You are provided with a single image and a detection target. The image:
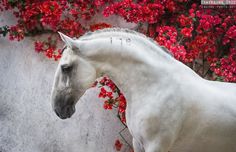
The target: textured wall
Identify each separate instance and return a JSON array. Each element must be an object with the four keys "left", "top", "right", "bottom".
[{"left": 0, "top": 12, "right": 132, "bottom": 152}]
